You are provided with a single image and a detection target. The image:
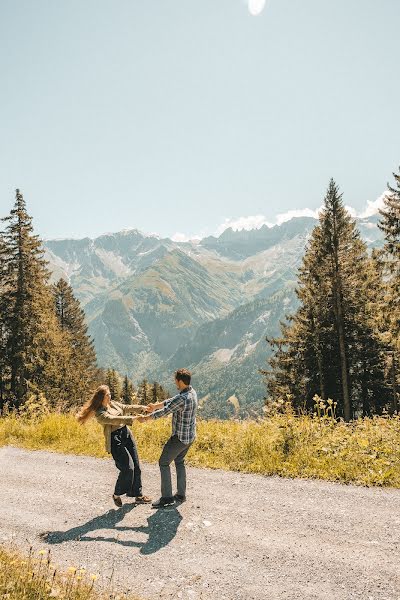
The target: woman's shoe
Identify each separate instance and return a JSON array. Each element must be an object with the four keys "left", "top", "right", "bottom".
[
  {"left": 135, "top": 495, "right": 152, "bottom": 504},
  {"left": 112, "top": 494, "right": 123, "bottom": 507}
]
